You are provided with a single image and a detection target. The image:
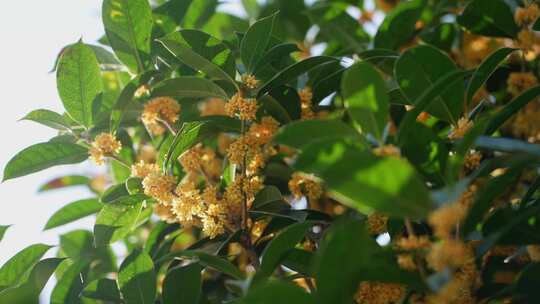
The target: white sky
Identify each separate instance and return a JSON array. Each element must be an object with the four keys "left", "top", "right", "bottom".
[{"left": 0, "top": 1, "right": 104, "bottom": 261}]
